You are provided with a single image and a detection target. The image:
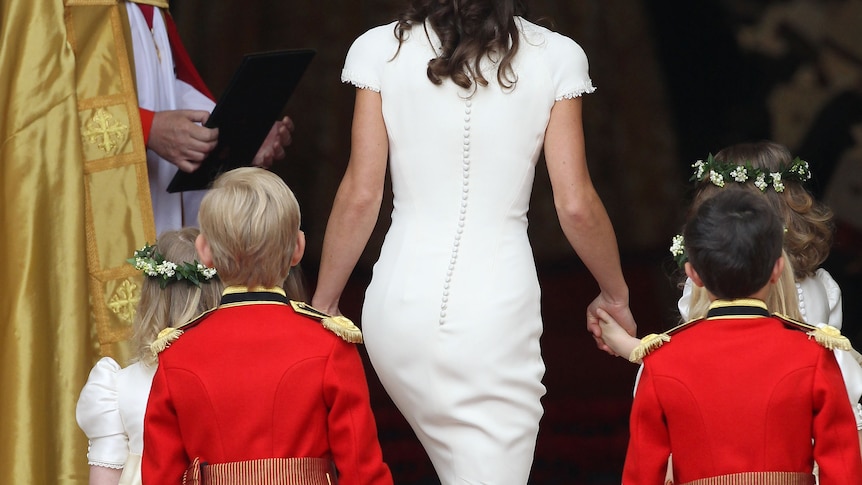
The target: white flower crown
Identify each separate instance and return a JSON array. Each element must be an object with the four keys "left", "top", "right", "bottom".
[
  {"left": 128, "top": 244, "right": 217, "bottom": 288},
  {"left": 691, "top": 154, "right": 811, "bottom": 192}
]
